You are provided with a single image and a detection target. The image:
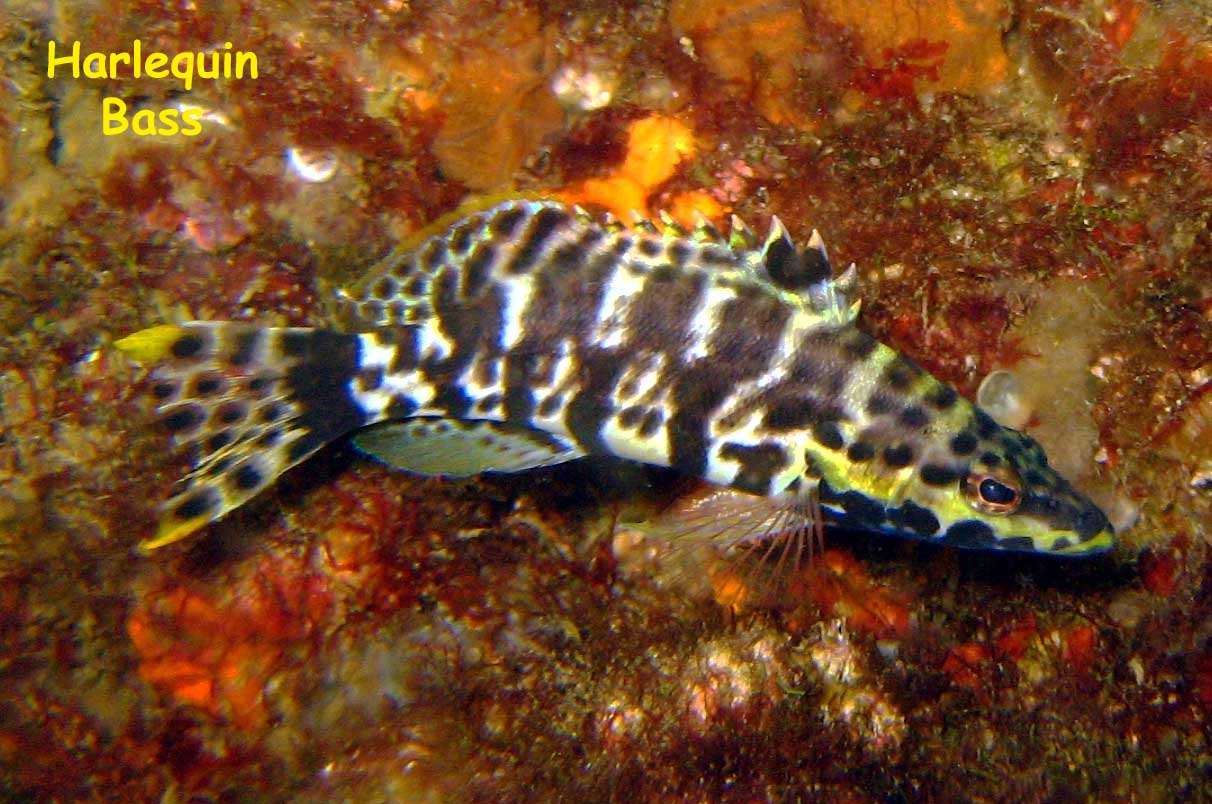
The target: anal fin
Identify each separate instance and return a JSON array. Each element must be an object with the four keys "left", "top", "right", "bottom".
[{"left": 353, "top": 418, "right": 584, "bottom": 477}]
